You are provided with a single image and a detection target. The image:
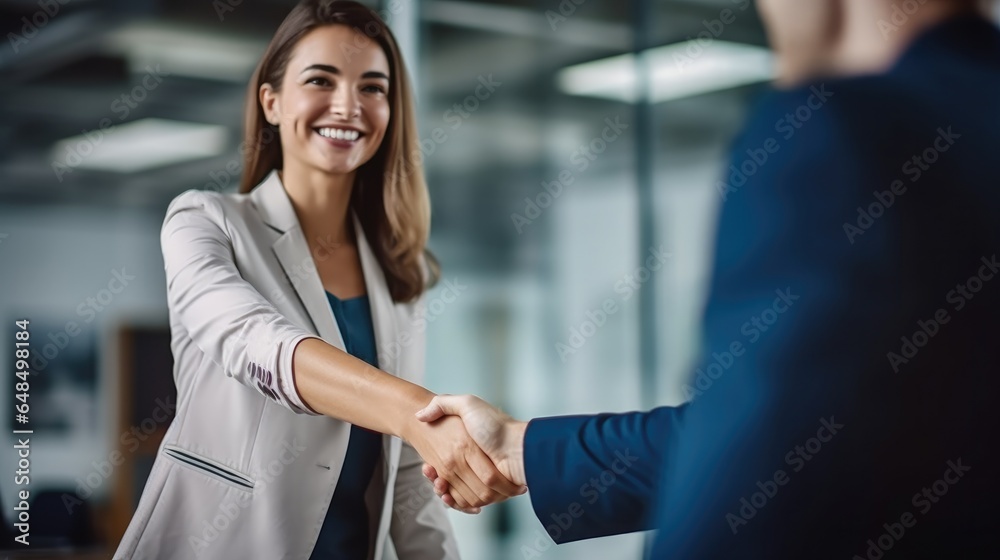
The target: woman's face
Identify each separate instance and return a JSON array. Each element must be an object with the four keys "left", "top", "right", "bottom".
[{"left": 261, "top": 24, "right": 391, "bottom": 177}]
